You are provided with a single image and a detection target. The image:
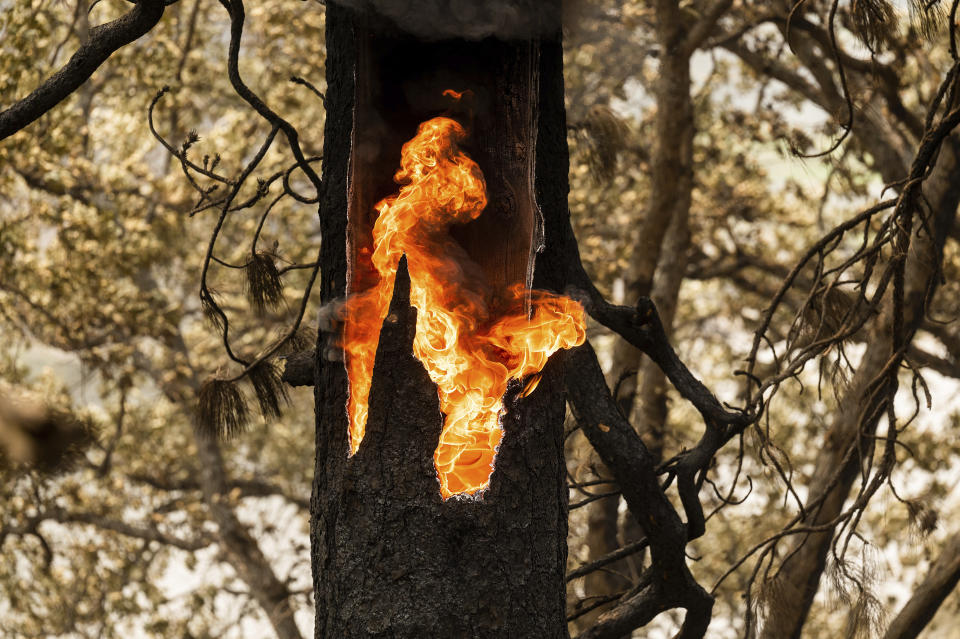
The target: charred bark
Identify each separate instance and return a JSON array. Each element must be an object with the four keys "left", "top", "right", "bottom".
[{"left": 311, "top": 4, "right": 569, "bottom": 637}]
